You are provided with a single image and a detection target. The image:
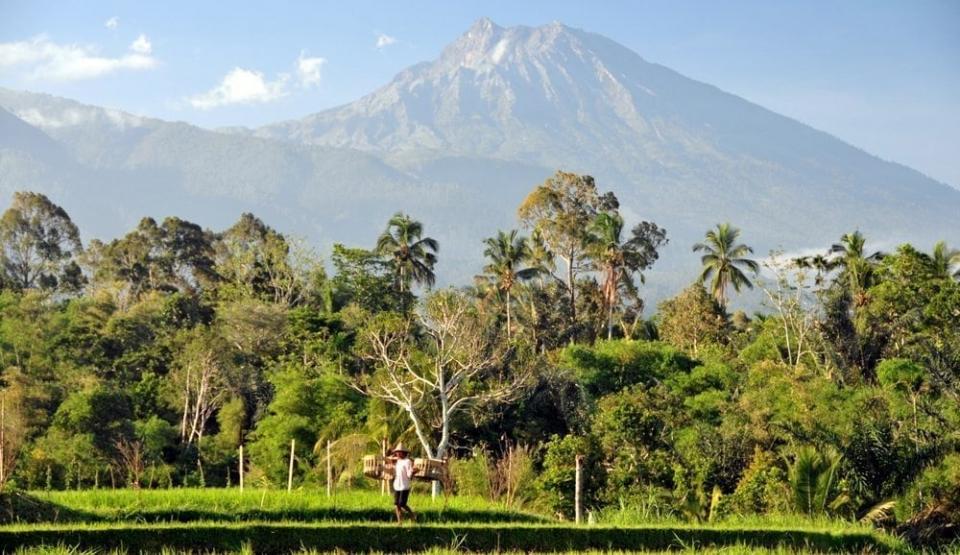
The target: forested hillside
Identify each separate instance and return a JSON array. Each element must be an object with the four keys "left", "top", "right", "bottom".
[{"left": 0, "top": 172, "right": 958, "bottom": 547}]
